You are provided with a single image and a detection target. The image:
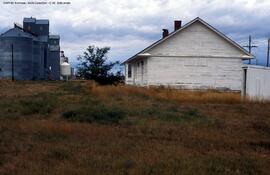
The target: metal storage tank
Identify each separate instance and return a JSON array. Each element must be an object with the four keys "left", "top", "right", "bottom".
[
  {"left": 60, "top": 62, "right": 71, "bottom": 80},
  {"left": 0, "top": 27, "right": 33, "bottom": 80}
]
